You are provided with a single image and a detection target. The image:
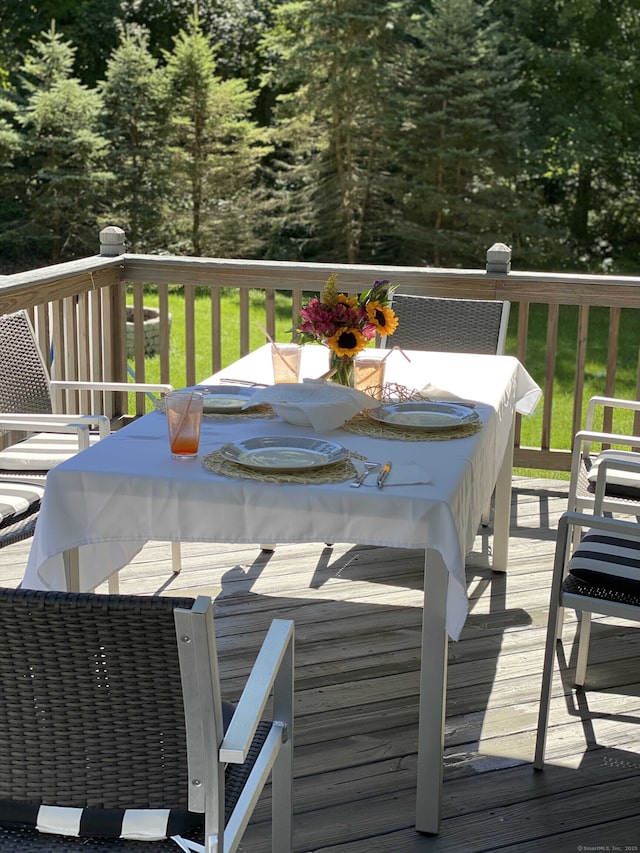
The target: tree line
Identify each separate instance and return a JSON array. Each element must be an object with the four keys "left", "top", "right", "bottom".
[{"left": 1, "top": 0, "right": 639, "bottom": 274}]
